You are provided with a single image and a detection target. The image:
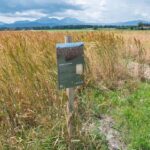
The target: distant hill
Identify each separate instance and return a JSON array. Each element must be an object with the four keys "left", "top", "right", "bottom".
[
  {"left": 0, "top": 18, "right": 150, "bottom": 29},
  {"left": 110, "top": 20, "right": 150, "bottom": 26},
  {"left": 0, "top": 17, "right": 85, "bottom": 29},
  {"left": 60, "top": 17, "right": 83, "bottom": 25}
]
